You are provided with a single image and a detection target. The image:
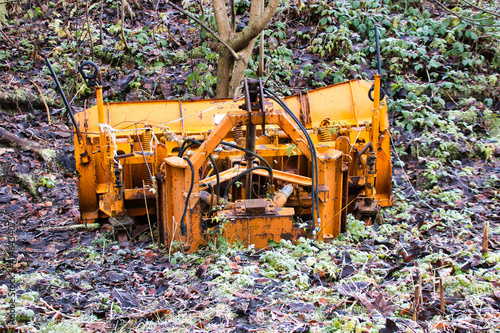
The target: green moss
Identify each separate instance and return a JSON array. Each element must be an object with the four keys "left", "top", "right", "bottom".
[
  {"left": 171, "top": 50, "right": 189, "bottom": 64},
  {"left": 16, "top": 173, "right": 39, "bottom": 200},
  {"left": 40, "top": 321, "right": 84, "bottom": 333}
]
